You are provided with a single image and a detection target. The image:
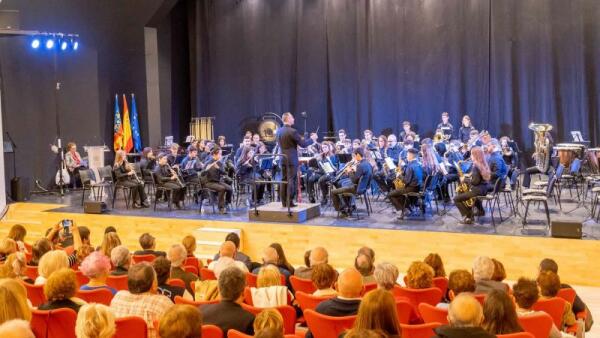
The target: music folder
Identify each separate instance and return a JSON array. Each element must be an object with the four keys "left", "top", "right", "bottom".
[
  {"left": 320, "top": 161, "right": 335, "bottom": 174},
  {"left": 384, "top": 157, "right": 396, "bottom": 170}
]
